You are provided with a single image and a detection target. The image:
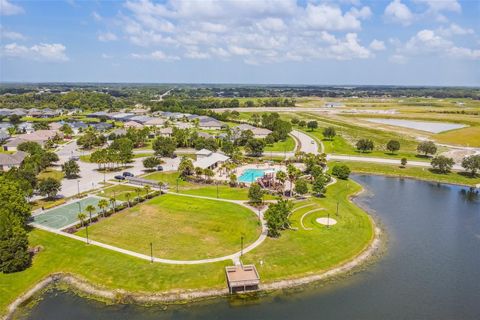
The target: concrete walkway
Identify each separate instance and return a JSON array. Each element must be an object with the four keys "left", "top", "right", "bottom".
[{"left": 33, "top": 192, "right": 269, "bottom": 265}]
